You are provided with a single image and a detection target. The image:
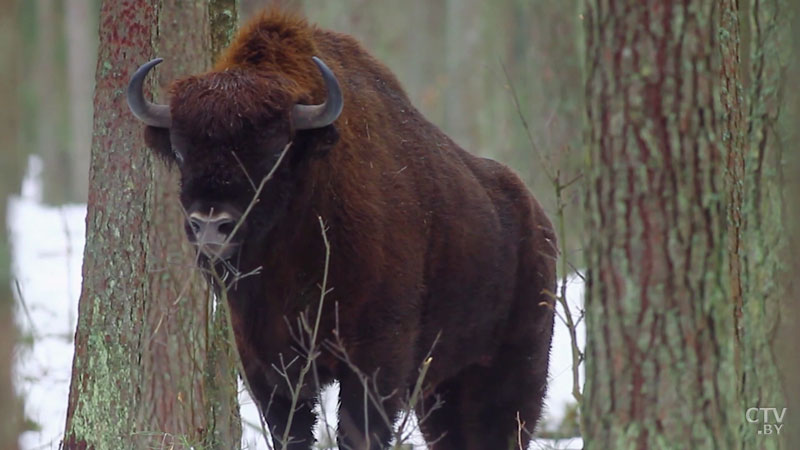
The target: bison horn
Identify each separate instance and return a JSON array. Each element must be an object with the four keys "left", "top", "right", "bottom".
[
  {"left": 127, "top": 58, "right": 172, "bottom": 128},
  {"left": 292, "top": 57, "right": 344, "bottom": 130}
]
